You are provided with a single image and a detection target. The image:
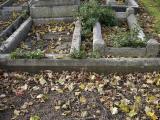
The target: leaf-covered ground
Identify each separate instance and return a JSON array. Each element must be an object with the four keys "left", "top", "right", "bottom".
[
  {"left": 138, "top": 0, "right": 160, "bottom": 42},
  {"left": 18, "top": 21, "right": 74, "bottom": 54},
  {"left": 0, "top": 11, "right": 20, "bottom": 33},
  {"left": 0, "top": 70, "right": 159, "bottom": 120}
]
